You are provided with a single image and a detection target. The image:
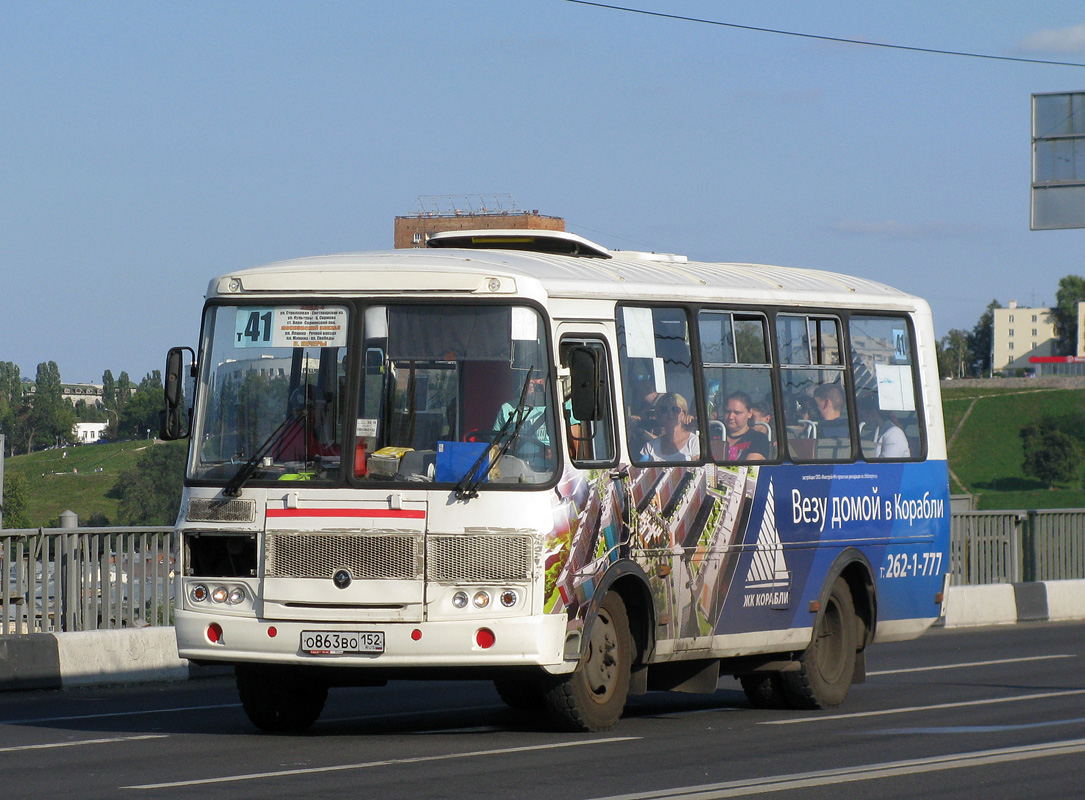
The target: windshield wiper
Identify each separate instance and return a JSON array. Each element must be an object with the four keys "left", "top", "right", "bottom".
[
  {"left": 223, "top": 407, "right": 308, "bottom": 498},
  {"left": 454, "top": 366, "right": 536, "bottom": 501}
]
